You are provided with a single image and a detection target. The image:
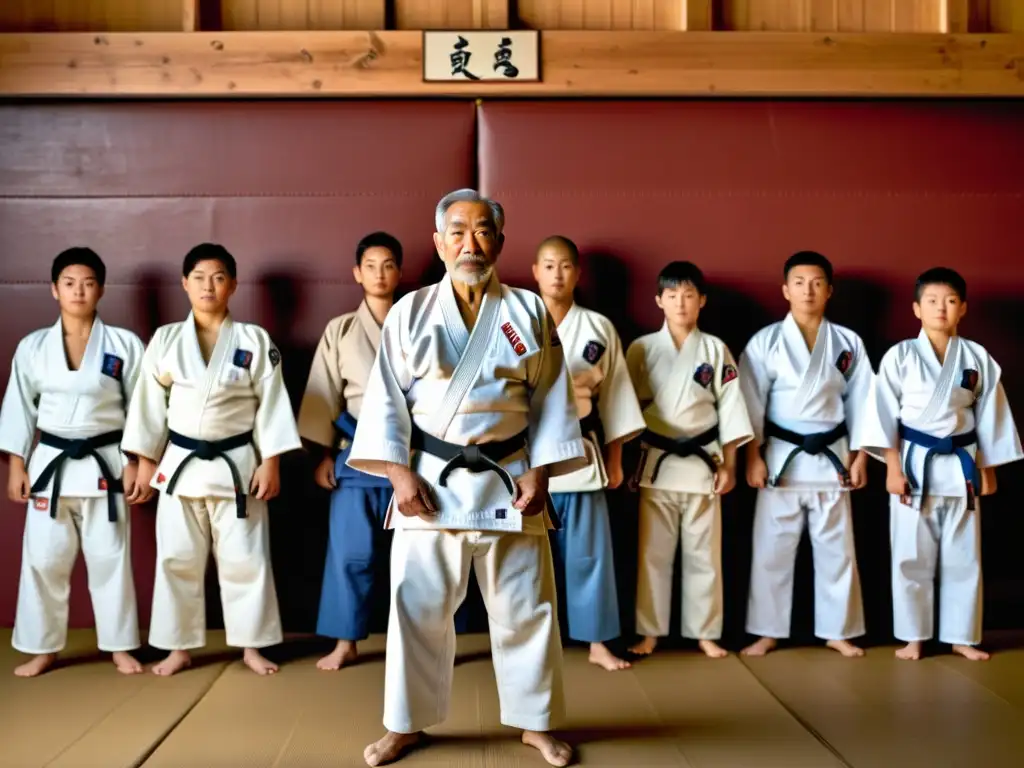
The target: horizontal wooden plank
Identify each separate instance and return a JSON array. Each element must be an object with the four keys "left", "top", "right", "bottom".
[{"left": 0, "top": 30, "right": 1023, "bottom": 97}]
